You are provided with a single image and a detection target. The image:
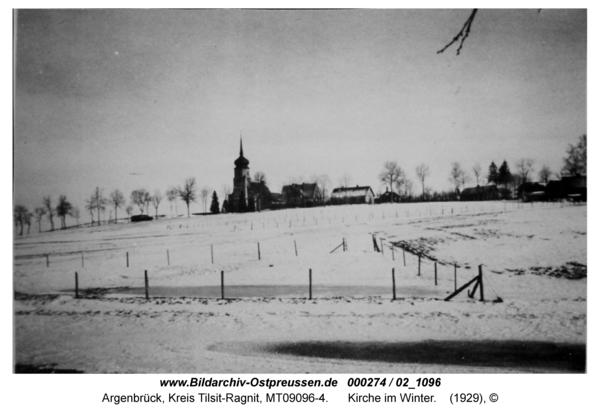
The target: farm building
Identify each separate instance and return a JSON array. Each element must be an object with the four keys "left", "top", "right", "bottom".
[
  {"left": 460, "top": 185, "right": 501, "bottom": 201},
  {"left": 517, "top": 182, "right": 547, "bottom": 202},
  {"left": 281, "top": 183, "right": 322, "bottom": 208},
  {"left": 546, "top": 175, "right": 587, "bottom": 202},
  {"left": 375, "top": 188, "right": 401, "bottom": 204},
  {"left": 331, "top": 186, "right": 375, "bottom": 205}
]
